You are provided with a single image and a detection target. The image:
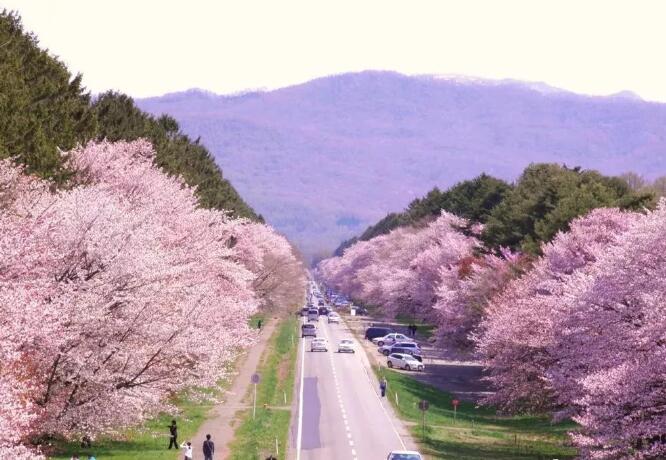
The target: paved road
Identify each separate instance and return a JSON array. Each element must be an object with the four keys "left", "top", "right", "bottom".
[{"left": 293, "top": 309, "right": 413, "bottom": 460}]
